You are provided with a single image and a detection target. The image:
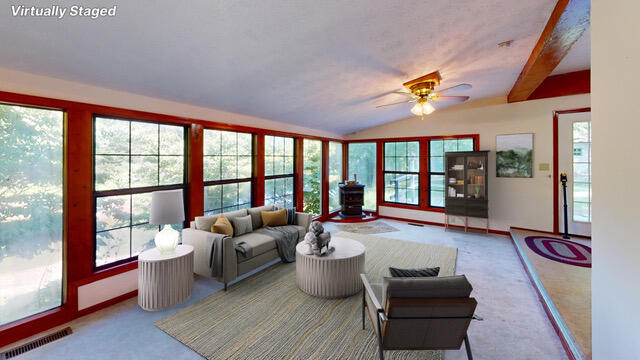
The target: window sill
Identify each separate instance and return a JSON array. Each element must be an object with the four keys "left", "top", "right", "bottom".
[{"left": 80, "top": 260, "right": 139, "bottom": 287}]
